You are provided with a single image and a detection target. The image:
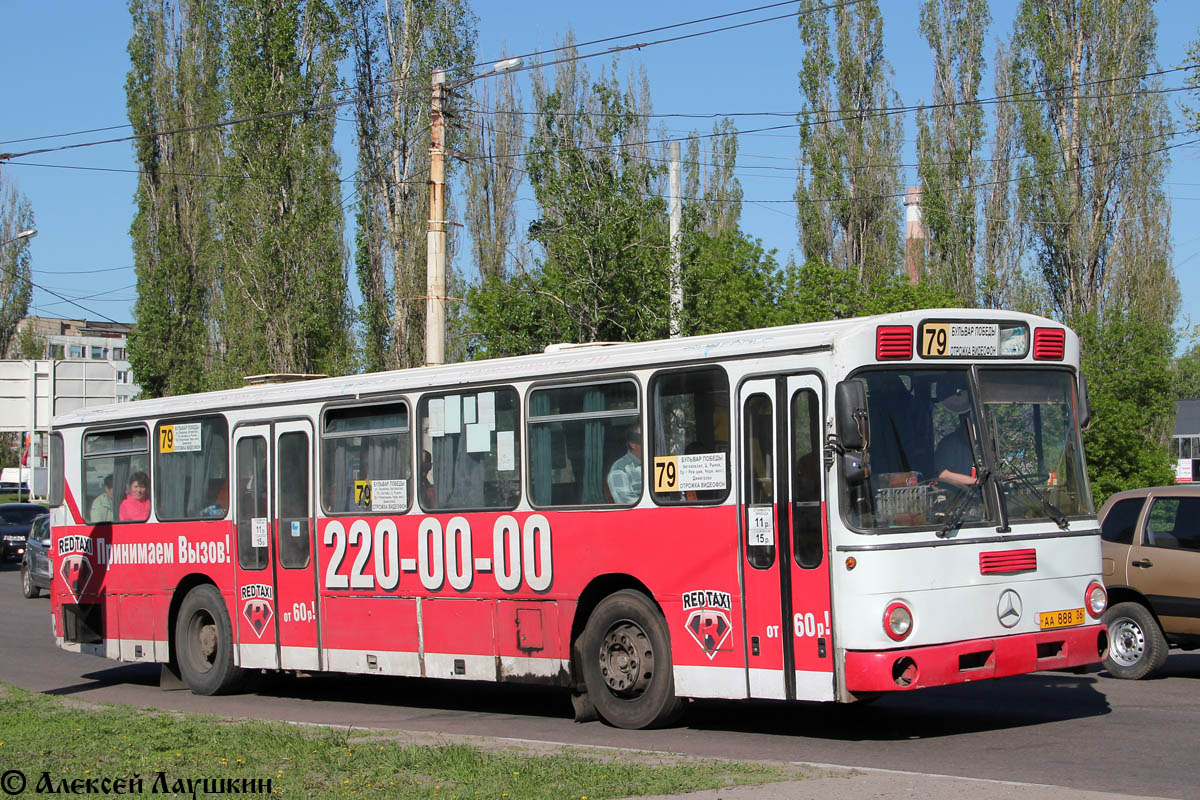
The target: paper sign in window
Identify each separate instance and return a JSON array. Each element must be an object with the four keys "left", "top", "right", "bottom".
[
  {"left": 466, "top": 422, "right": 490, "bottom": 453},
  {"left": 677, "top": 452, "right": 727, "bottom": 491},
  {"left": 428, "top": 398, "right": 445, "bottom": 437},
  {"left": 444, "top": 395, "right": 462, "bottom": 434},
  {"left": 463, "top": 395, "right": 477, "bottom": 424},
  {"left": 747, "top": 505, "right": 774, "bottom": 546},
  {"left": 478, "top": 392, "right": 496, "bottom": 429},
  {"left": 252, "top": 518, "right": 269, "bottom": 548},
  {"left": 371, "top": 479, "right": 407, "bottom": 511},
  {"left": 497, "top": 431, "right": 515, "bottom": 471}
]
